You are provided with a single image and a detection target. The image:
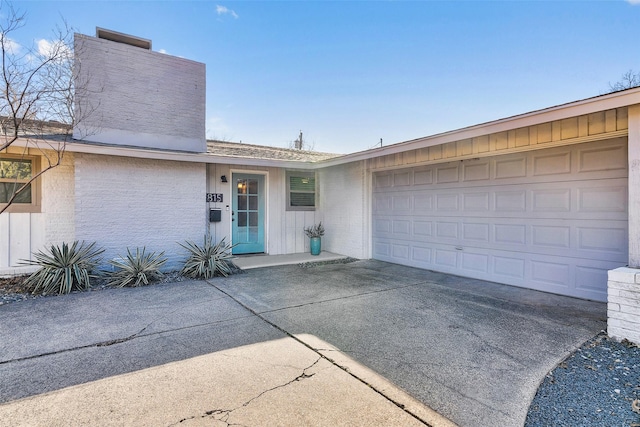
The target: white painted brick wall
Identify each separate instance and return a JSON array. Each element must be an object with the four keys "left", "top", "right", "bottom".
[
  {"left": 319, "top": 161, "right": 369, "bottom": 259},
  {"left": 73, "top": 33, "right": 206, "bottom": 152},
  {"left": 608, "top": 267, "right": 640, "bottom": 345},
  {"left": 42, "top": 152, "right": 76, "bottom": 246},
  {"left": 74, "top": 153, "right": 206, "bottom": 271}
]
